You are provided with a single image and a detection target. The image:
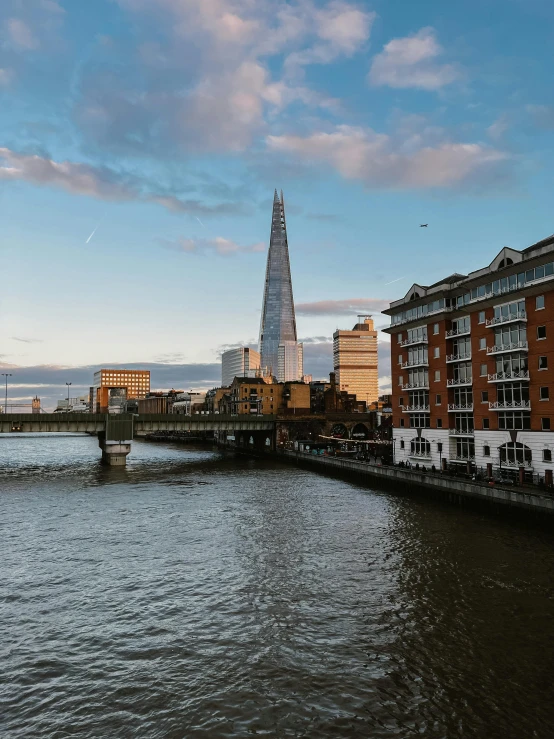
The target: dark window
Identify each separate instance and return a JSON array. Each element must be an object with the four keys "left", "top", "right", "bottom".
[
  {"left": 436, "top": 394, "right": 441, "bottom": 405},
  {"left": 481, "top": 391, "right": 488, "bottom": 402},
  {"left": 400, "top": 418, "right": 405, "bottom": 427},
  {"left": 539, "top": 356, "right": 548, "bottom": 370},
  {"left": 399, "top": 396, "right": 404, "bottom": 406},
  {"left": 483, "top": 418, "right": 490, "bottom": 429},
  {"left": 538, "top": 325, "right": 547, "bottom": 339},
  {"left": 543, "top": 449, "right": 552, "bottom": 462},
  {"left": 436, "top": 419, "right": 442, "bottom": 428},
  {"left": 400, "top": 440, "right": 405, "bottom": 449},
  {"left": 540, "top": 387, "right": 549, "bottom": 400},
  {"left": 542, "top": 418, "right": 551, "bottom": 430},
  {"left": 483, "top": 445, "right": 490, "bottom": 457}
]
